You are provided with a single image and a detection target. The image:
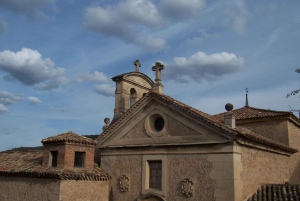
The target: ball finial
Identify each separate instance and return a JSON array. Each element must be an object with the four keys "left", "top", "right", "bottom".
[
  {"left": 225, "top": 103, "right": 234, "bottom": 111},
  {"left": 104, "top": 118, "right": 110, "bottom": 124}
]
